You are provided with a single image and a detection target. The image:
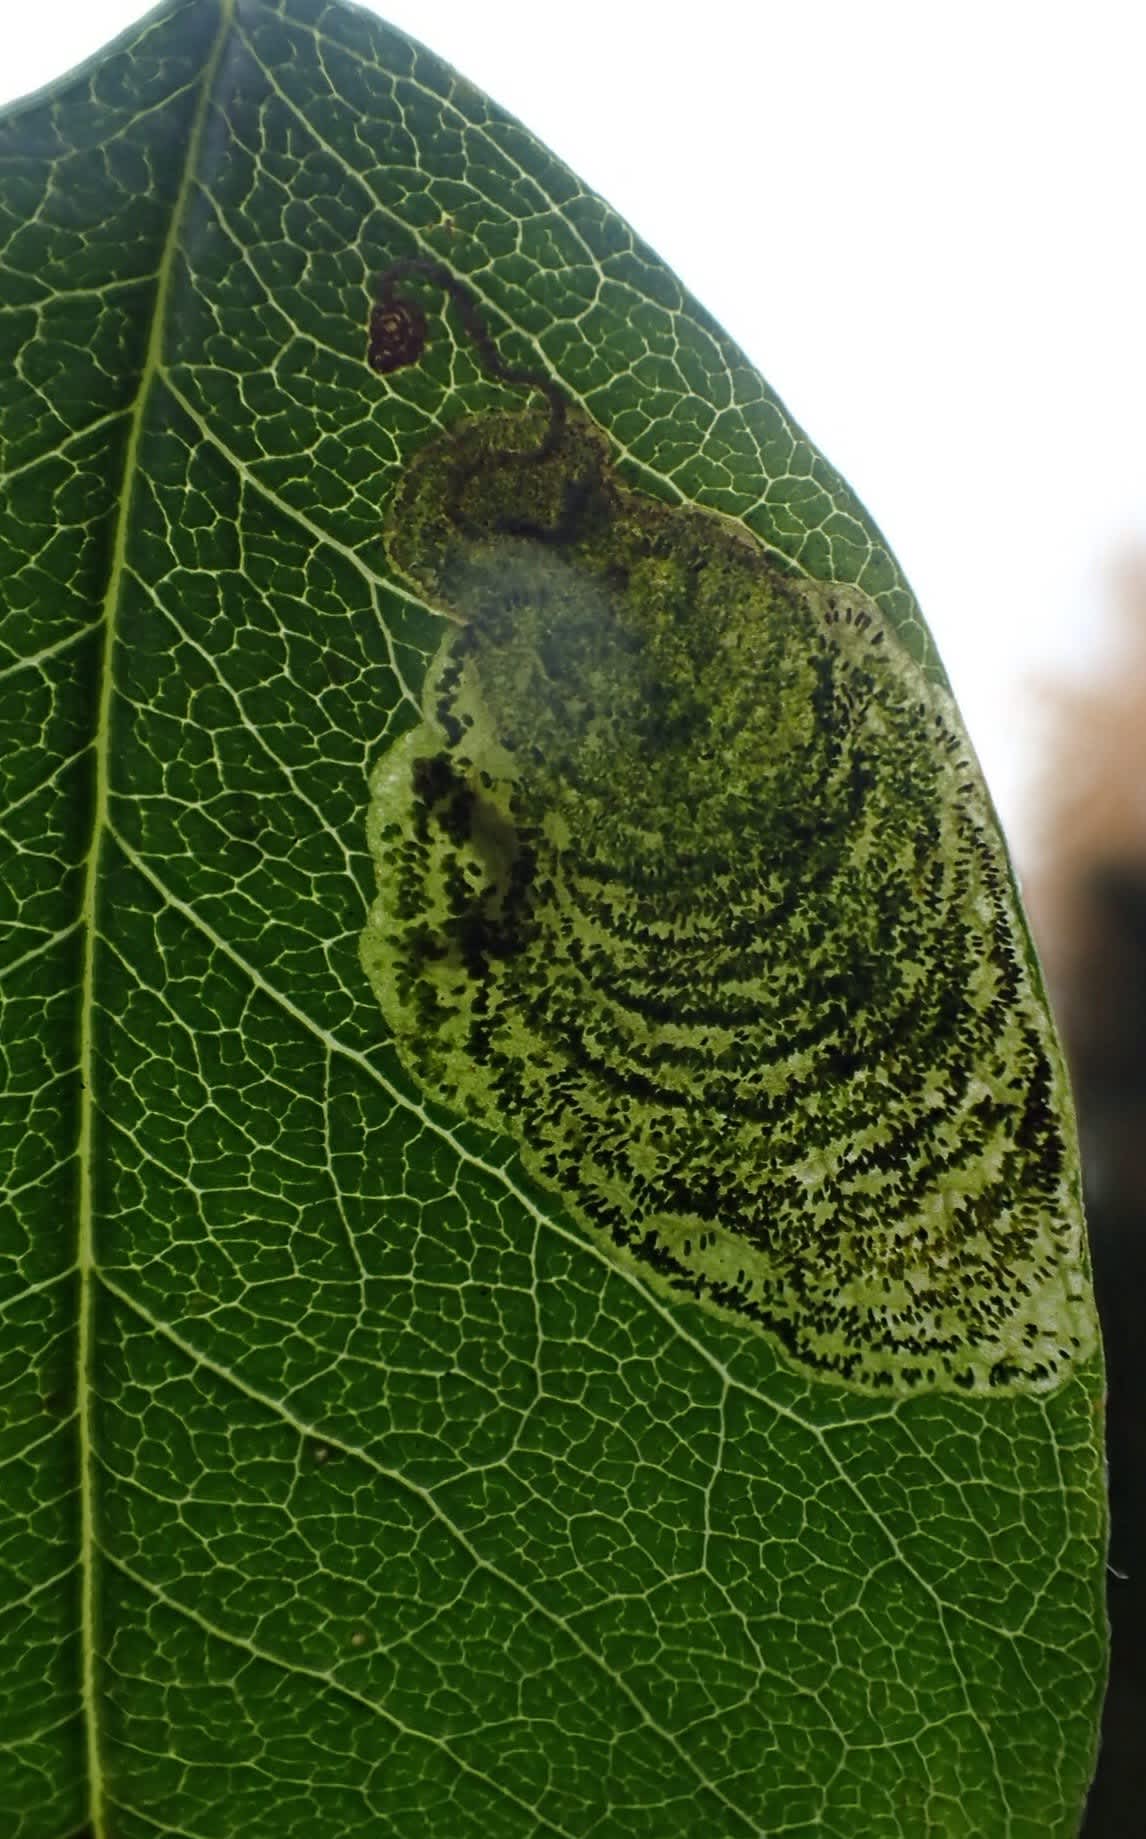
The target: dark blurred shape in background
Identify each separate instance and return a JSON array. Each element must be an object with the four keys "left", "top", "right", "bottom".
[{"left": 1023, "top": 555, "right": 1146, "bottom": 1837}]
